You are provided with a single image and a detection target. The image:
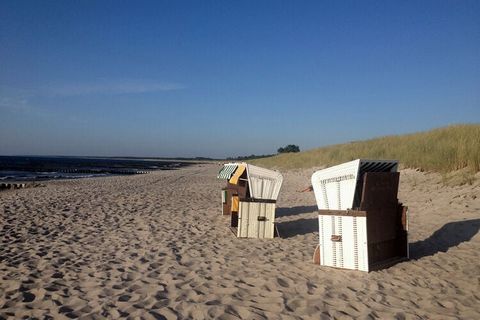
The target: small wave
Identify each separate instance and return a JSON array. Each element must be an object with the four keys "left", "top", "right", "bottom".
[{"left": 0, "top": 176, "right": 16, "bottom": 180}]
